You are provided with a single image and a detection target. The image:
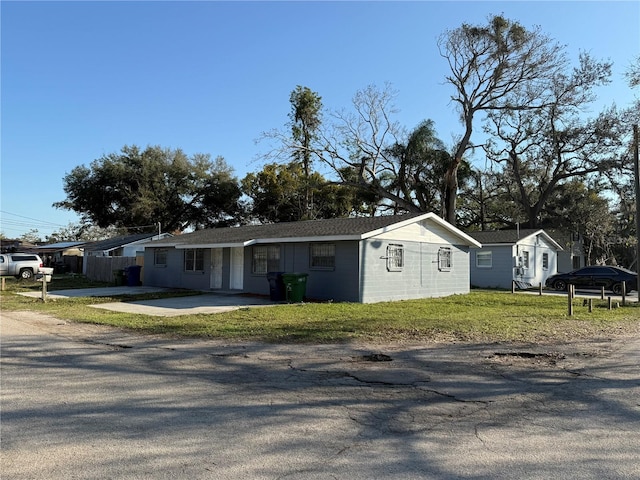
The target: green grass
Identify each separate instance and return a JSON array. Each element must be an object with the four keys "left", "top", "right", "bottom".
[{"left": 2, "top": 274, "right": 638, "bottom": 343}]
